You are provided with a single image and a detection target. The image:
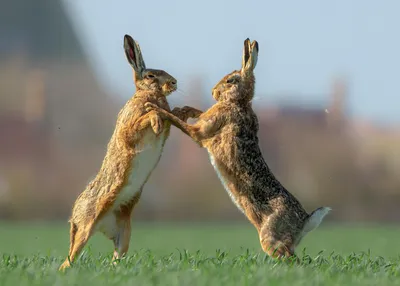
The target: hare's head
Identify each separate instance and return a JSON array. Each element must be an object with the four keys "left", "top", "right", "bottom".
[
  {"left": 124, "top": 34, "right": 177, "bottom": 96},
  {"left": 212, "top": 38, "right": 258, "bottom": 103}
]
